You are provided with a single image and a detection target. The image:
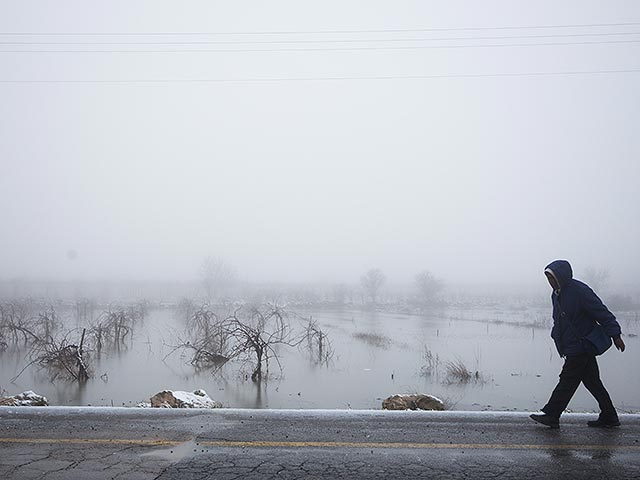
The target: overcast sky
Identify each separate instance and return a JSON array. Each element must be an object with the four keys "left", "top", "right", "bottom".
[{"left": 1, "top": 1, "right": 639, "bottom": 286}]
